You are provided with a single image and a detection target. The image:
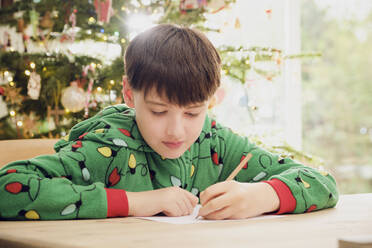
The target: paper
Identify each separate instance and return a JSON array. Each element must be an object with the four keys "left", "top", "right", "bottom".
[{"left": 137, "top": 205, "right": 283, "bottom": 224}]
